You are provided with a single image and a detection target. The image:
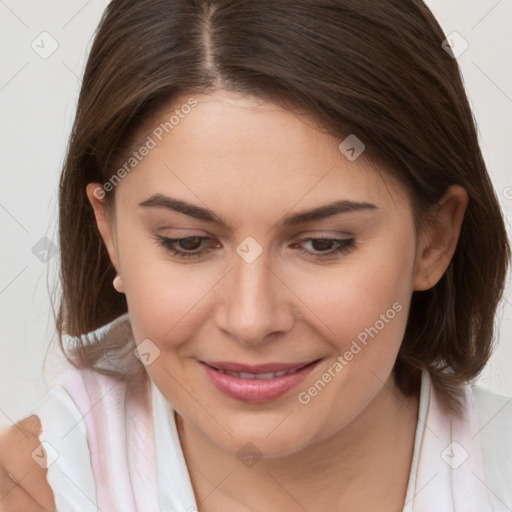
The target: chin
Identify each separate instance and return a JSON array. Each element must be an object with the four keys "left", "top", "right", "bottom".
[{"left": 205, "top": 416, "right": 319, "bottom": 461}]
